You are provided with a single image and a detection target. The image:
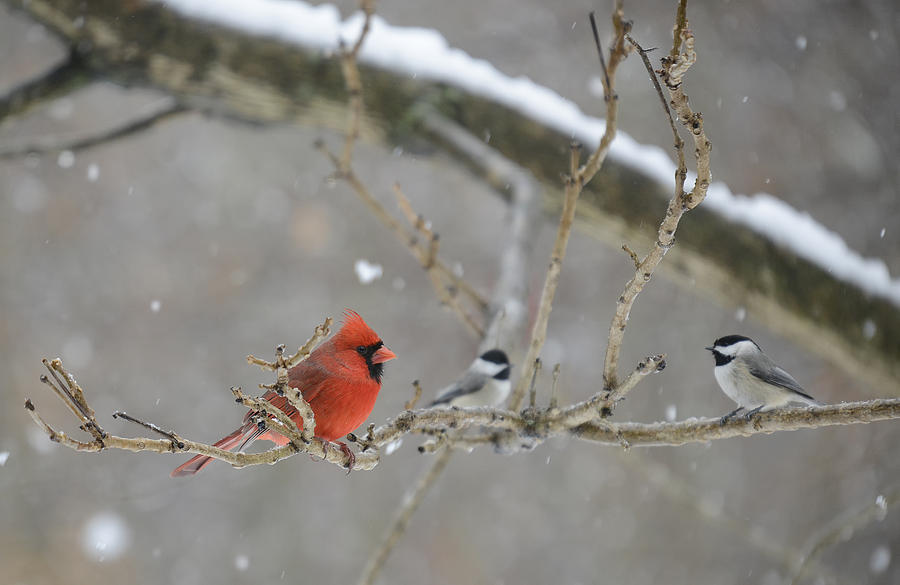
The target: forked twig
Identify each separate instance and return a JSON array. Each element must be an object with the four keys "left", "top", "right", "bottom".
[
  {"left": 601, "top": 12, "right": 709, "bottom": 395},
  {"left": 509, "top": 1, "right": 629, "bottom": 411}
]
